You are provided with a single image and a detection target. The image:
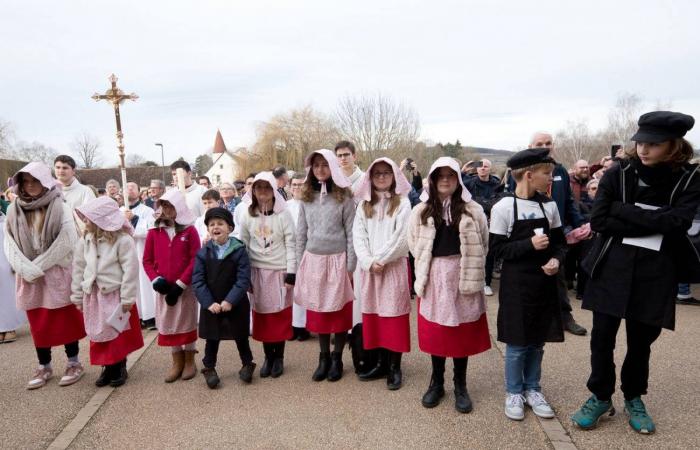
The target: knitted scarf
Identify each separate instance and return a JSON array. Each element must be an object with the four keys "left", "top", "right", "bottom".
[{"left": 6, "top": 188, "right": 63, "bottom": 261}]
